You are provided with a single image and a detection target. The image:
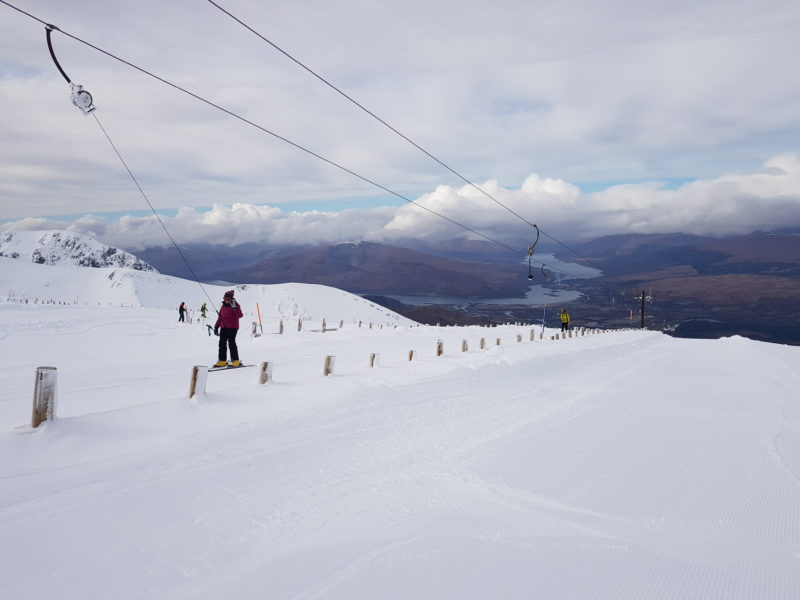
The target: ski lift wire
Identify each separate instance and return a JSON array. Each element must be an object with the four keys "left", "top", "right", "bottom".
[
  {"left": 90, "top": 112, "right": 218, "bottom": 308},
  {"left": 206, "top": 0, "right": 604, "bottom": 272},
  {"left": 1, "top": 0, "right": 587, "bottom": 279}
]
